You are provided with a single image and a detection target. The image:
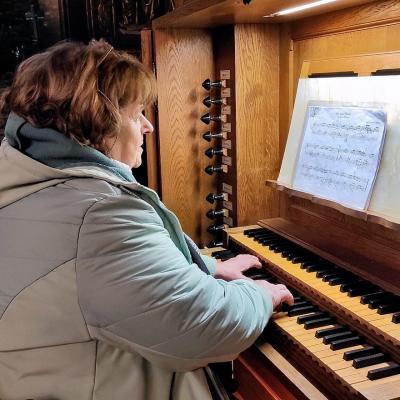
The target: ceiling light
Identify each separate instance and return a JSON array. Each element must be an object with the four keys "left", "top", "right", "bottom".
[{"left": 264, "top": 0, "right": 337, "bottom": 17}]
